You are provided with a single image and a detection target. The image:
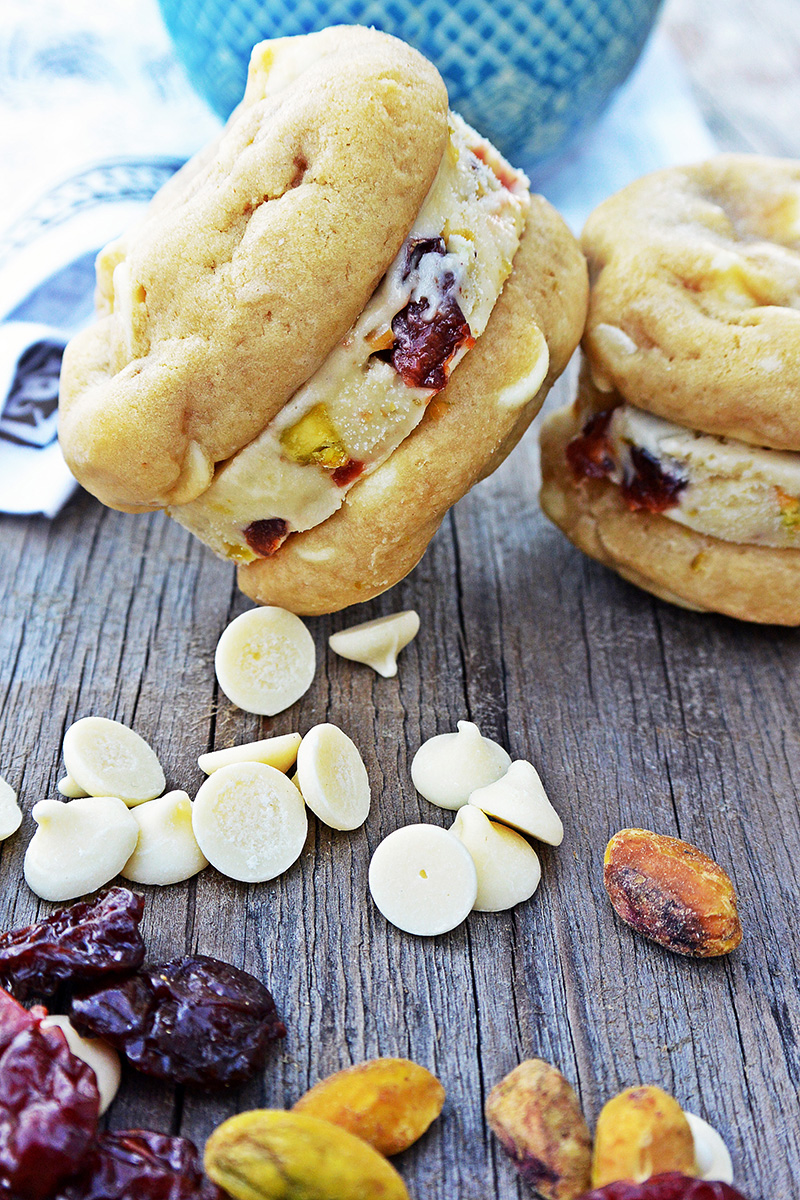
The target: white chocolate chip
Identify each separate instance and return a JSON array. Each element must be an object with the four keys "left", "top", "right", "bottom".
[
  {"left": 121, "top": 791, "right": 208, "bottom": 886},
  {"left": 450, "top": 806, "right": 541, "bottom": 912},
  {"left": 192, "top": 762, "right": 308, "bottom": 883},
  {"left": 685, "top": 1111, "right": 734, "bottom": 1184},
  {"left": 368, "top": 824, "right": 478, "bottom": 936},
  {"left": 328, "top": 610, "right": 420, "bottom": 678},
  {"left": 411, "top": 721, "right": 511, "bottom": 811},
  {"left": 40, "top": 1015, "right": 121, "bottom": 1115},
  {"left": 57, "top": 775, "right": 88, "bottom": 799},
  {"left": 469, "top": 759, "right": 564, "bottom": 845},
  {"left": 294, "top": 724, "right": 371, "bottom": 831},
  {"left": 0, "top": 775, "right": 22, "bottom": 840},
  {"left": 198, "top": 732, "right": 302, "bottom": 776},
  {"left": 214, "top": 607, "right": 316, "bottom": 716},
  {"left": 62, "top": 717, "right": 165, "bottom": 806},
  {"left": 24, "top": 797, "right": 138, "bottom": 902}
]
